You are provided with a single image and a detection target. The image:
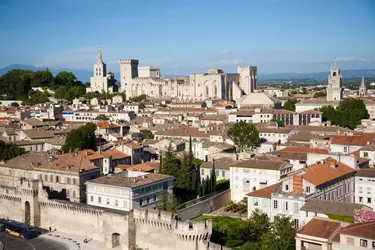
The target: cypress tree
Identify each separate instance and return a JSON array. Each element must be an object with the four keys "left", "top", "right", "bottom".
[
  {"left": 159, "top": 154, "right": 163, "bottom": 173},
  {"left": 211, "top": 159, "right": 217, "bottom": 192},
  {"left": 202, "top": 178, "right": 206, "bottom": 196},
  {"left": 206, "top": 176, "right": 211, "bottom": 194}
]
